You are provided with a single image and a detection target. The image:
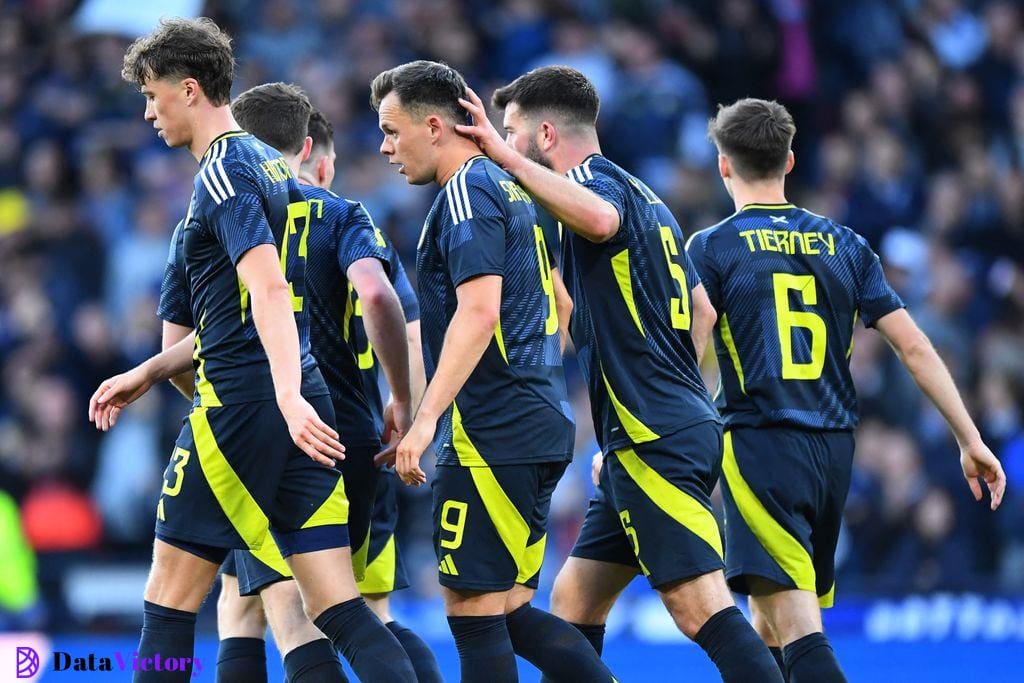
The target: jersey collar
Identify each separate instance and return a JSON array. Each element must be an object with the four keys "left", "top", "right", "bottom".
[
  {"left": 739, "top": 202, "right": 796, "bottom": 212},
  {"left": 202, "top": 129, "right": 248, "bottom": 160}
]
